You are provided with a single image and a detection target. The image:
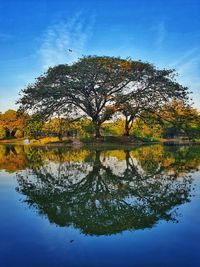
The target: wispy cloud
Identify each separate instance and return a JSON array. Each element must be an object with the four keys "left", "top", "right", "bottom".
[
  {"left": 154, "top": 21, "right": 166, "bottom": 48},
  {"left": 171, "top": 47, "right": 199, "bottom": 70},
  {"left": 171, "top": 48, "right": 200, "bottom": 83},
  {"left": 39, "top": 13, "right": 95, "bottom": 70},
  {"left": 170, "top": 48, "right": 200, "bottom": 107}
]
